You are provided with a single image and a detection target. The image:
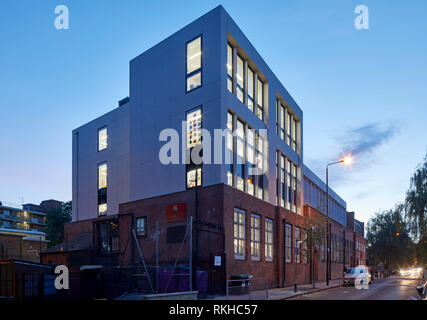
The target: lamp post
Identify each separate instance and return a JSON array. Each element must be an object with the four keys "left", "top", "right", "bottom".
[{"left": 325, "top": 157, "right": 352, "bottom": 286}]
